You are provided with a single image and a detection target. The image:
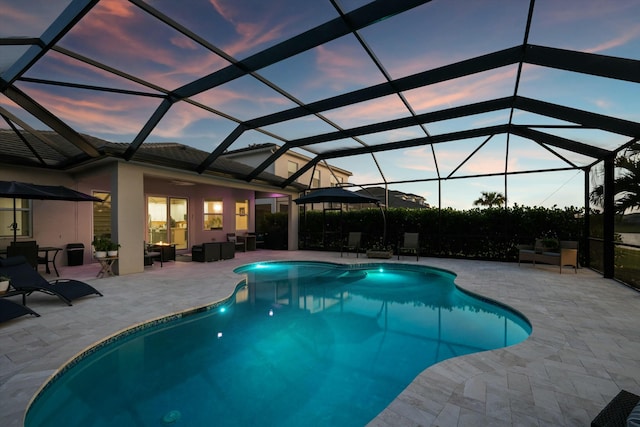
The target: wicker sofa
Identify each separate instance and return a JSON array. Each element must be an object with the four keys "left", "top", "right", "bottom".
[
  {"left": 191, "top": 241, "right": 235, "bottom": 262},
  {"left": 517, "top": 239, "right": 578, "bottom": 273}
]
